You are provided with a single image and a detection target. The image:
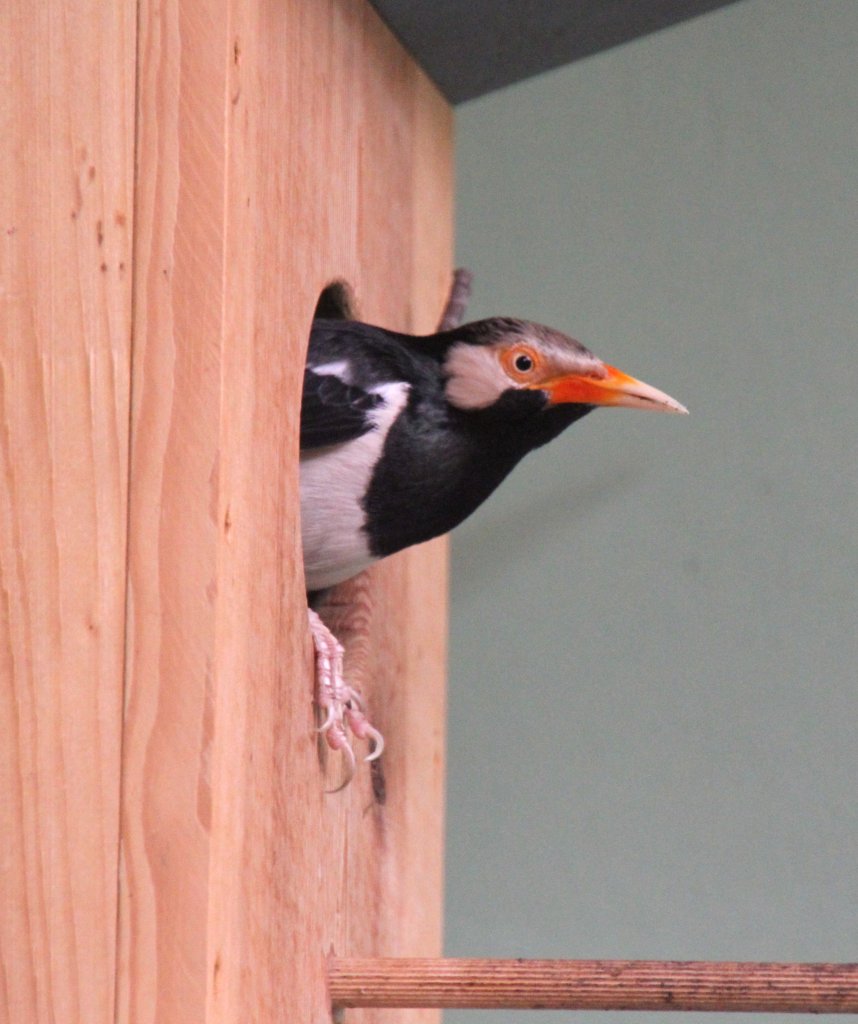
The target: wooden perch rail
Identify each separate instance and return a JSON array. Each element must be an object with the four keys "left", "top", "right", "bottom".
[{"left": 328, "top": 957, "right": 858, "bottom": 1012}]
